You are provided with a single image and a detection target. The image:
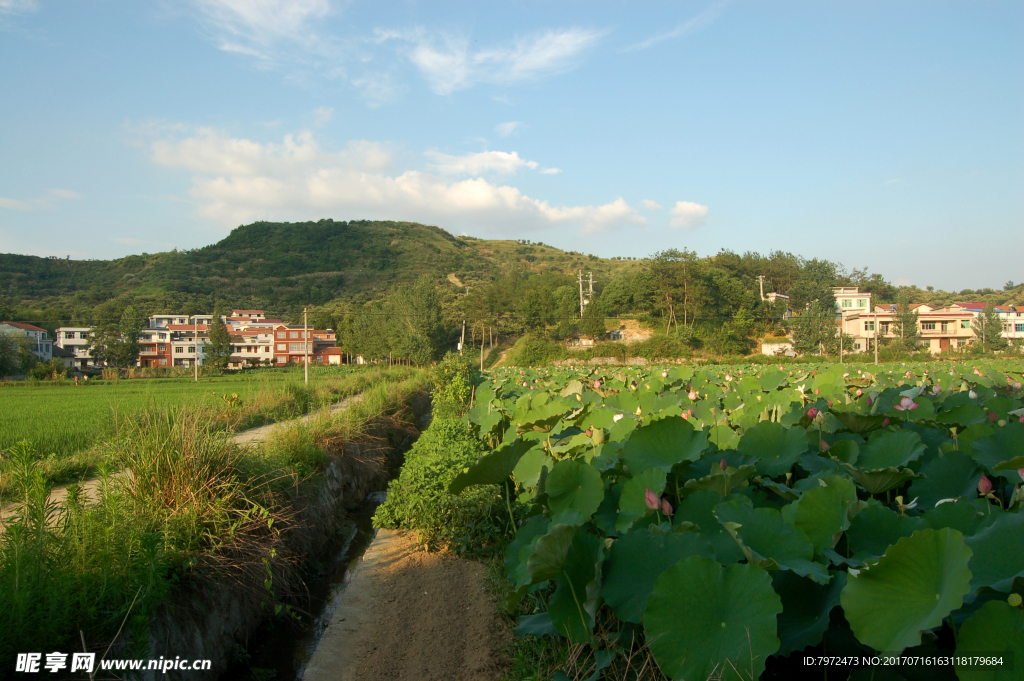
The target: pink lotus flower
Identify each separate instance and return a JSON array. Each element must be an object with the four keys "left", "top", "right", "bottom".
[
  {"left": 856, "top": 389, "right": 863, "bottom": 397},
  {"left": 843, "top": 372, "right": 850, "bottom": 378},
  {"left": 820, "top": 439, "right": 830, "bottom": 451},
  {"left": 906, "top": 371, "right": 912, "bottom": 378},
  {"left": 661, "top": 498, "right": 673, "bottom": 516},
  {"left": 978, "top": 475, "right": 992, "bottom": 495},
  {"left": 882, "top": 417, "right": 890, "bottom": 427},
  {"left": 894, "top": 397, "right": 919, "bottom": 411},
  {"left": 720, "top": 458, "right": 728, "bottom": 471},
  {"left": 688, "top": 391, "right": 698, "bottom": 401},
  {"left": 725, "top": 374, "right": 733, "bottom": 382},
  {"left": 1014, "top": 382, "right": 1023, "bottom": 390},
  {"left": 645, "top": 488, "right": 660, "bottom": 510},
  {"left": 806, "top": 407, "right": 818, "bottom": 419},
  {"left": 932, "top": 385, "right": 942, "bottom": 395},
  {"left": 594, "top": 380, "right": 602, "bottom": 389}
]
